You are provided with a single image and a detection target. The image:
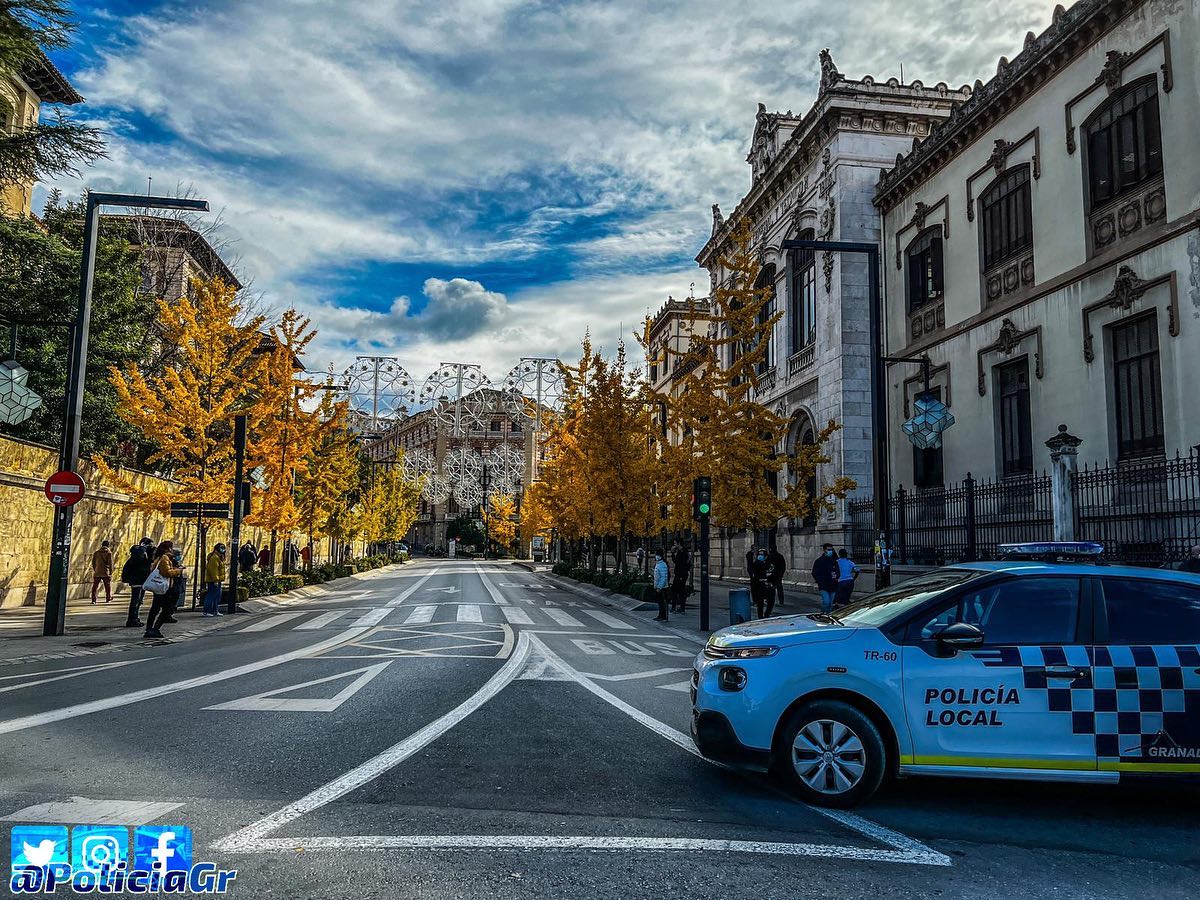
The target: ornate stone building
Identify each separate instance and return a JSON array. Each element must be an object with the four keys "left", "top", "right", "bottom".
[
  {"left": 106, "top": 214, "right": 242, "bottom": 299},
  {"left": 875, "top": 0, "right": 1199, "bottom": 488},
  {"left": 696, "top": 51, "right": 967, "bottom": 574}
]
